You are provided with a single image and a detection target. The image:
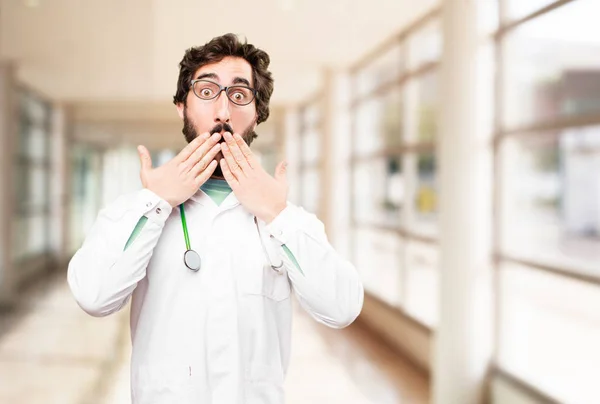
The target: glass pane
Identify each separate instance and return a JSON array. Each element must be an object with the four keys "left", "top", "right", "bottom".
[
  {"left": 409, "top": 152, "right": 438, "bottom": 237},
  {"left": 491, "top": 376, "right": 544, "bottom": 404},
  {"left": 14, "top": 163, "right": 26, "bottom": 206},
  {"left": 13, "top": 213, "right": 49, "bottom": 261},
  {"left": 24, "top": 93, "right": 48, "bottom": 125},
  {"left": 404, "top": 241, "right": 439, "bottom": 326},
  {"left": 14, "top": 163, "right": 48, "bottom": 213},
  {"left": 301, "top": 104, "right": 321, "bottom": 164},
  {"left": 504, "top": 0, "right": 562, "bottom": 23},
  {"left": 416, "top": 73, "right": 439, "bottom": 143},
  {"left": 28, "top": 125, "right": 48, "bottom": 161},
  {"left": 29, "top": 165, "right": 49, "bottom": 208},
  {"left": 502, "top": 0, "right": 600, "bottom": 129},
  {"left": 17, "top": 114, "right": 30, "bottom": 157},
  {"left": 354, "top": 88, "right": 404, "bottom": 156},
  {"left": 500, "top": 127, "right": 600, "bottom": 274},
  {"left": 408, "top": 19, "right": 442, "bottom": 68},
  {"left": 353, "top": 226, "right": 403, "bottom": 306},
  {"left": 353, "top": 156, "right": 404, "bottom": 227},
  {"left": 304, "top": 104, "right": 321, "bottom": 129},
  {"left": 302, "top": 129, "right": 321, "bottom": 165},
  {"left": 12, "top": 217, "right": 27, "bottom": 261},
  {"left": 356, "top": 43, "right": 404, "bottom": 98},
  {"left": 301, "top": 167, "right": 320, "bottom": 214},
  {"left": 28, "top": 214, "right": 48, "bottom": 255},
  {"left": 478, "top": 0, "right": 499, "bottom": 35},
  {"left": 498, "top": 262, "right": 600, "bottom": 402}
]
